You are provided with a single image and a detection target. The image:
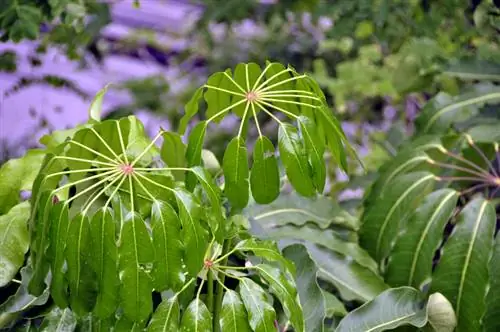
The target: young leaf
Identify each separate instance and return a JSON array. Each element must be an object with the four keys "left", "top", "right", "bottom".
[
  {"left": 250, "top": 136, "right": 280, "bottom": 204},
  {"left": 336, "top": 287, "right": 428, "bottom": 332},
  {"left": 147, "top": 297, "right": 180, "bottom": 332},
  {"left": 0, "top": 202, "right": 30, "bottom": 287},
  {"left": 278, "top": 123, "right": 315, "bottom": 197},
  {"left": 385, "top": 189, "right": 458, "bottom": 288},
  {"left": 219, "top": 290, "right": 252, "bottom": 332},
  {"left": 179, "top": 86, "right": 204, "bottom": 134},
  {"left": 430, "top": 198, "right": 496, "bottom": 332},
  {"left": 179, "top": 298, "right": 212, "bottom": 332},
  {"left": 223, "top": 136, "right": 250, "bottom": 209},
  {"left": 119, "top": 213, "right": 155, "bottom": 322},
  {"left": 360, "top": 171, "right": 436, "bottom": 263},
  {"left": 89, "top": 84, "right": 111, "bottom": 122},
  {"left": 235, "top": 238, "right": 295, "bottom": 274},
  {"left": 161, "top": 131, "right": 186, "bottom": 181},
  {"left": 284, "top": 244, "right": 326, "bottom": 332},
  {"left": 298, "top": 116, "right": 326, "bottom": 193},
  {"left": 185, "top": 121, "right": 207, "bottom": 191},
  {"left": 150, "top": 201, "right": 183, "bottom": 292},
  {"left": 255, "top": 264, "right": 305, "bottom": 332},
  {"left": 239, "top": 278, "right": 277, "bottom": 332},
  {"left": 90, "top": 208, "right": 119, "bottom": 318},
  {"left": 66, "top": 214, "right": 97, "bottom": 315},
  {"left": 426, "top": 292, "right": 457, "bottom": 332}
]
